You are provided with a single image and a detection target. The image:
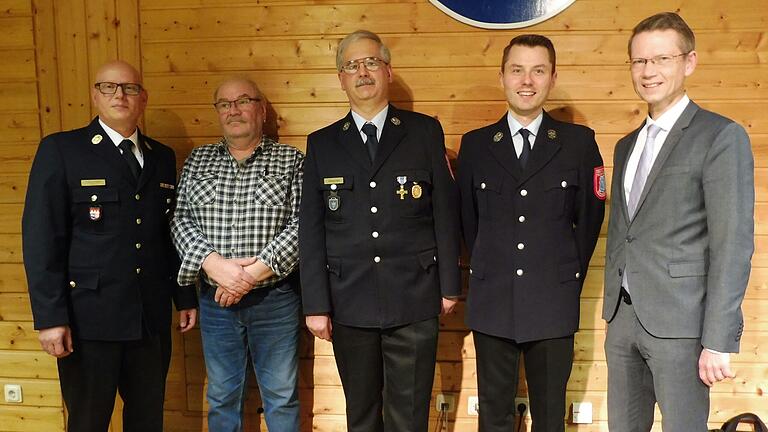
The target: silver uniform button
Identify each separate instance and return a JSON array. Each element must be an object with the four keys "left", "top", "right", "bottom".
[
  {"left": 561, "top": 180, "right": 568, "bottom": 188},
  {"left": 371, "top": 206, "right": 378, "bottom": 214},
  {"left": 369, "top": 181, "right": 377, "bottom": 188},
  {"left": 136, "top": 218, "right": 142, "bottom": 225},
  {"left": 166, "top": 198, "right": 172, "bottom": 204},
  {"left": 330, "top": 184, "right": 338, "bottom": 191},
  {"left": 69, "top": 281, "right": 76, "bottom": 288},
  {"left": 135, "top": 243, "right": 142, "bottom": 249},
  {"left": 516, "top": 269, "right": 524, "bottom": 276},
  {"left": 517, "top": 243, "right": 524, "bottom": 250},
  {"left": 374, "top": 256, "right": 381, "bottom": 263},
  {"left": 518, "top": 215, "right": 526, "bottom": 223},
  {"left": 136, "top": 268, "right": 141, "bottom": 274},
  {"left": 372, "top": 231, "right": 379, "bottom": 238},
  {"left": 135, "top": 194, "right": 141, "bottom": 200},
  {"left": 520, "top": 189, "right": 528, "bottom": 196},
  {"left": 90, "top": 195, "right": 97, "bottom": 202},
  {"left": 469, "top": 269, "right": 473, "bottom": 274},
  {"left": 481, "top": 182, "right": 486, "bottom": 189},
  {"left": 575, "top": 272, "right": 581, "bottom": 279}
]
